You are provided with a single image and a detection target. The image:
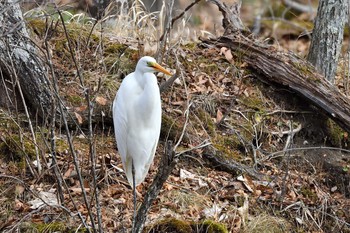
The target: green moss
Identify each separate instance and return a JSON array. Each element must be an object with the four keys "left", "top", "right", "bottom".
[
  {"left": 212, "top": 134, "right": 243, "bottom": 160},
  {"left": 148, "top": 218, "right": 192, "bottom": 233},
  {"left": 265, "top": 2, "right": 313, "bottom": 20},
  {"left": 183, "top": 42, "right": 197, "bottom": 50},
  {"left": 26, "top": 19, "right": 47, "bottom": 37},
  {"left": 292, "top": 61, "right": 319, "bottom": 82},
  {"left": 104, "top": 43, "right": 128, "bottom": 55},
  {"left": 66, "top": 95, "right": 85, "bottom": 106},
  {"left": 261, "top": 19, "right": 313, "bottom": 36},
  {"left": 55, "top": 138, "right": 69, "bottom": 154},
  {"left": 195, "top": 108, "right": 216, "bottom": 137},
  {"left": 161, "top": 114, "right": 184, "bottom": 142},
  {"left": 36, "top": 222, "right": 66, "bottom": 232},
  {"left": 148, "top": 218, "right": 228, "bottom": 233},
  {"left": 19, "top": 221, "right": 88, "bottom": 233},
  {"left": 180, "top": 51, "right": 223, "bottom": 75},
  {"left": 240, "top": 95, "right": 265, "bottom": 112},
  {"left": 300, "top": 186, "right": 317, "bottom": 202},
  {"left": 326, "top": 119, "right": 349, "bottom": 148},
  {"left": 194, "top": 219, "right": 228, "bottom": 233},
  {"left": 103, "top": 44, "right": 138, "bottom": 76},
  {"left": 0, "top": 134, "right": 36, "bottom": 161}
]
